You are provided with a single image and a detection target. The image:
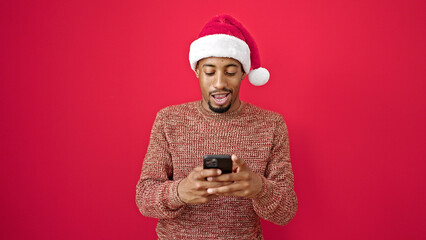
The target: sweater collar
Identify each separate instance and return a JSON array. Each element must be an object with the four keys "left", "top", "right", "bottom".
[{"left": 196, "top": 100, "right": 246, "bottom": 120}]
